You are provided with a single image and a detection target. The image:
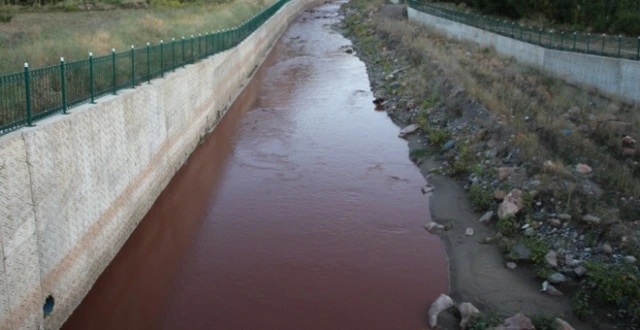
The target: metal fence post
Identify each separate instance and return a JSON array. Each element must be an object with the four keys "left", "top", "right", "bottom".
[
  {"left": 181, "top": 36, "right": 185, "bottom": 67},
  {"left": 573, "top": 32, "right": 577, "bottom": 50},
  {"left": 637, "top": 37, "right": 640, "bottom": 60},
  {"left": 618, "top": 35, "right": 622, "bottom": 58},
  {"left": 172, "top": 38, "right": 176, "bottom": 71},
  {"left": 191, "top": 35, "right": 194, "bottom": 63},
  {"left": 601, "top": 34, "right": 605, "bottom": 55},
  {"left": 131, "top": 45, "right": 135, "bottom": 88},
  {"left": 160, "top": 40, "right": 164, "bottom": 77},
  {"left": 24, "top": 63, "right": 32, "bottom": 126},
  {"left": 112, "top": 49, "right": 117, "bottom": 95},
  {"left": 539, "top": 29, "right": 542, "bottom": 45},
  {"left": 60, "top": 57, "right": 67, "bottom": 114},
  {"left": 89, "top": 52, "right": 95, "bottom": 104},
  {"left": 587, "top": 34, "right": 590, "bottom": 53},
  {"left": 198, "top": 34, "right": 202, "bottom": 59},
  {"left": 561, "top": 32, "right": 564, "bottom": 50},
  {"left": 147, "top": 42, "right": 151, "bottom": 84}
]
